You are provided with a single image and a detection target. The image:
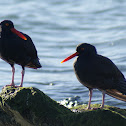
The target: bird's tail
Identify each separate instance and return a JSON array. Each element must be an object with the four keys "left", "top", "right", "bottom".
[
  {"left": 106, "top": 89, "right": 126, "bottom": 102},
  {"left": 106, "top": 80, "right": 126, "bottom": 102}
]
